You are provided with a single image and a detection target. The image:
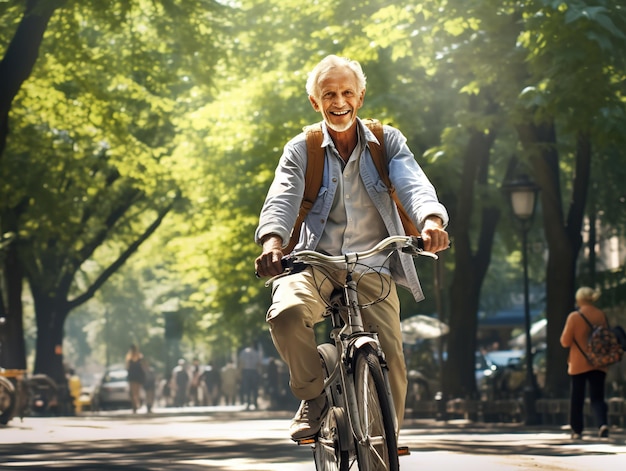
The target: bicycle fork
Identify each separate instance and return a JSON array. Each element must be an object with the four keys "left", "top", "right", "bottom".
[{"left": 338, "top": 274, "right": 399, "bottom": 444}]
